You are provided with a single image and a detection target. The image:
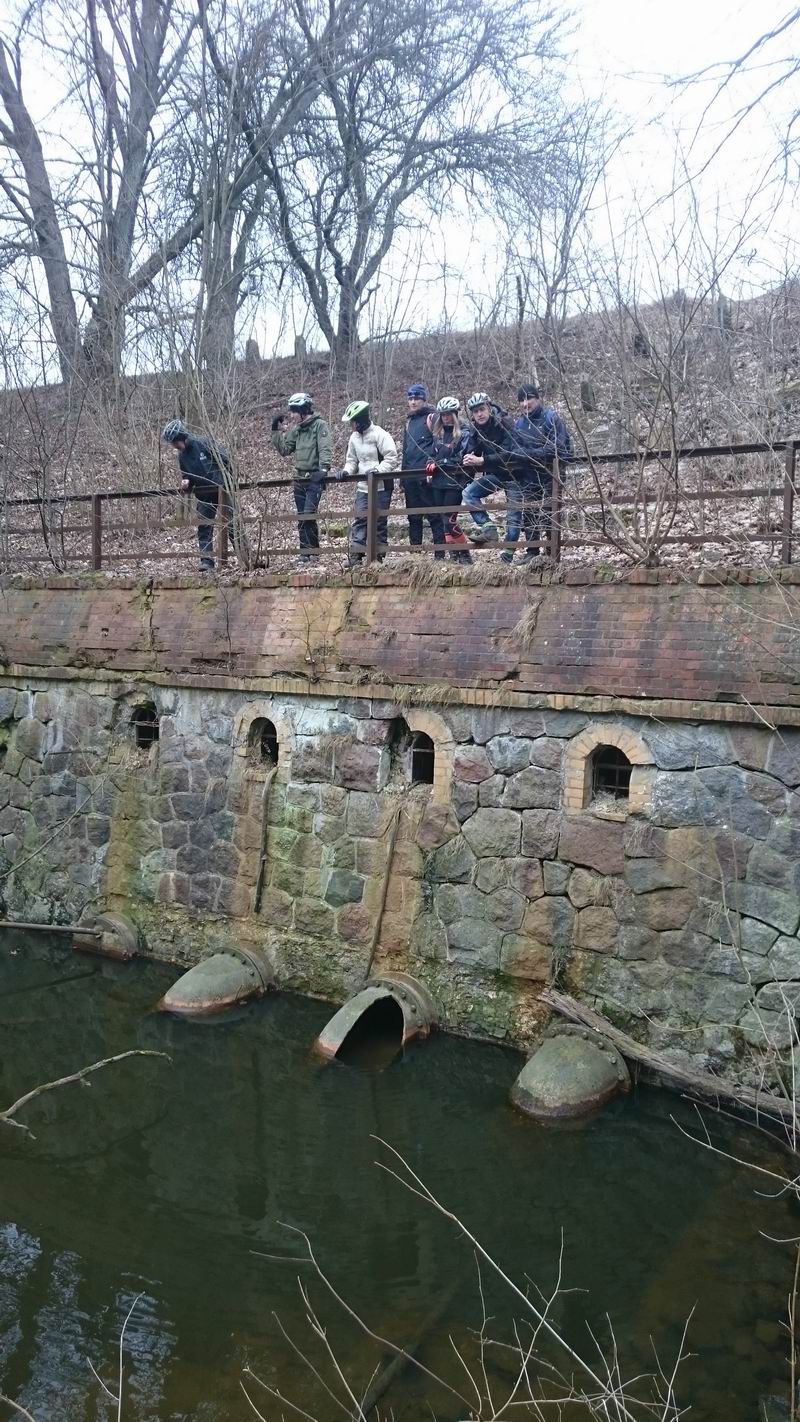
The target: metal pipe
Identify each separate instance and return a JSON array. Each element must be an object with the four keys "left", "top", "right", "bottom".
[{"left": 0, "top": 919, "right": 101, "bottom": 937}]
